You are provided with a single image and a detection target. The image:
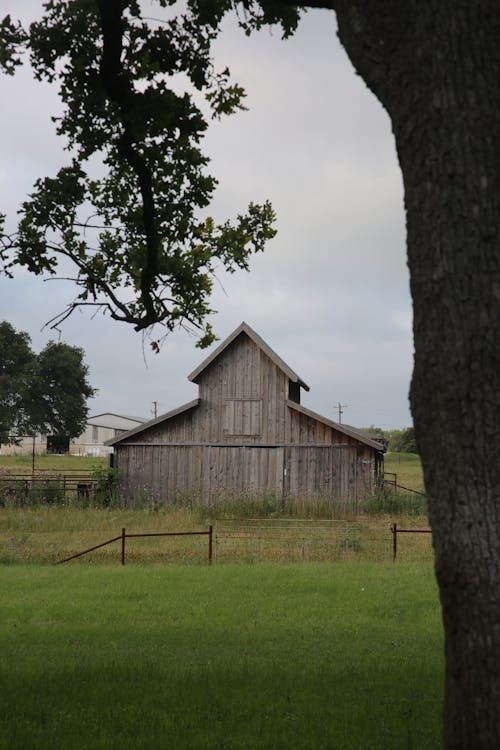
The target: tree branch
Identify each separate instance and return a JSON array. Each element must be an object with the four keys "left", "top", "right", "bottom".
[{"left": 96, "top": 0, "right": 160, "bottom": 329}]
